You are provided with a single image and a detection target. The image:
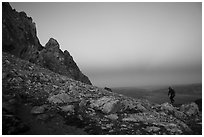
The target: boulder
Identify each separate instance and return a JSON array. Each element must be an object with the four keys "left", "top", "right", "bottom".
[
  {"left": 90, "top": 96, "right": 122, "bottom": 114},
  {"left": 121, "top": 99, "right": 136, "bottom": 110},
  {"left": 30, "top": 105, "right": 46, "bottom": 114},
  {"left": 105, "top": 123, "right": 114, "bottom": 129},
  {"left": 121, "top": 100, "right": 148, "bottom": 113},
  {"left": 160, "top": 102, "right": 174, "bottom": 112},
  {"left": 135, "top": 103, "right": 148, "bottom": 112},
  {"left": 173, "top": 110, "right": 187, "bottom": 120},
  {"left": 180, "top": 102, "right": 199, "bottom": 117},
  {"left": 60, "top": 105, "right": 75, "bottom": 113},
  {"left": 154, "top": 102, "right": 187, "bottom": 120},
  {"left": 106, "top": 114, "right": 118, "bottom": 120},
  {"left": 48, "top": 93, "right": 74, "bottom": 104}
]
